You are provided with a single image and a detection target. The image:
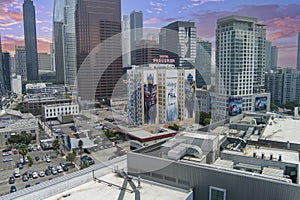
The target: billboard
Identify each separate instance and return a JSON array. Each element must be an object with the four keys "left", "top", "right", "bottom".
[
  {"left": 228, "top": 97, "right": 242, "bottom": 116},
  {"left": 184, "top": 70, "right": 196, "bottom": 119},
  {"left": 255, "top": 96, "right": 267, "bottom": 111},
  {"left": 143, "top": 70, "right": 157, "bottom": 125},
  {"left": 166, "top": 70, "right": 178, "bottom": 122}
]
